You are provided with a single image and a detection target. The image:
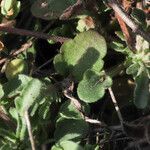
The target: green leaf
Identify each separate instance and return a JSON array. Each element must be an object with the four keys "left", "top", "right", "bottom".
[
  {"left": 1, "top": 0, "right": 21, "bottom": 19},
  {"left": 9, "top": 108, "right": 27, "bottom": 140},
  {"left": 115, "top": 31, "right": 125, "bottom": 41},
  {"left": 134, "top": 71, "right": 150, "bottom": 109},
  {"left": 51, "top": 140, "right": 83, "bottom": 150},
  {"left": 38, "top": 101, "right": 51, "bottom": 119},
  {"left": 0, "top": 128, "right": 16, "bottom": 143},
  {"left": 2, "top": 74, "right": 32, "bottom": 98},
  {"left": 54, "top": 118, "right": 89, "bottom": 142},
  {"left": 131, "top": 8, "right": 146, "bottom": 28},
  {"left": 84, "top": 144, "right": 100, "bottom": 150},
  {"left": 77, "top": 70, "right": 112, "bottom": 103},
  {"left": 15, "top": 78, "right": 43, "bottom": 115},
  {"left": 59, "top": 101, "right": 90, "bottom": 120},
  {"left": 37, "top": 83, "right": 59, "bottom": 119},
  {"left": 53, "top": 54, "right": 68, "bottom": 76},
  {"left": 126, "top": 63, "right": 140, "bottom": 76},
  {"left": 5, "top": 59, "right": 28, "bottom": 80},
  {"left": 110, "top": 41, "right": 132, "bottom": 55},
  {"left": 18, "top": 118, "right": 27, "bottom": 140},
  {"left": 31, "top": 0, "right": 76, "bottom": 20},
  {"left": 54, "top": 30, "right": 107, "bottom": 81},
  {"left": 9, "top": 107, "right": 19, "bottom": 121},
  {"left": 0, "top": 84, "right": 4, "bottom": 99}
]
